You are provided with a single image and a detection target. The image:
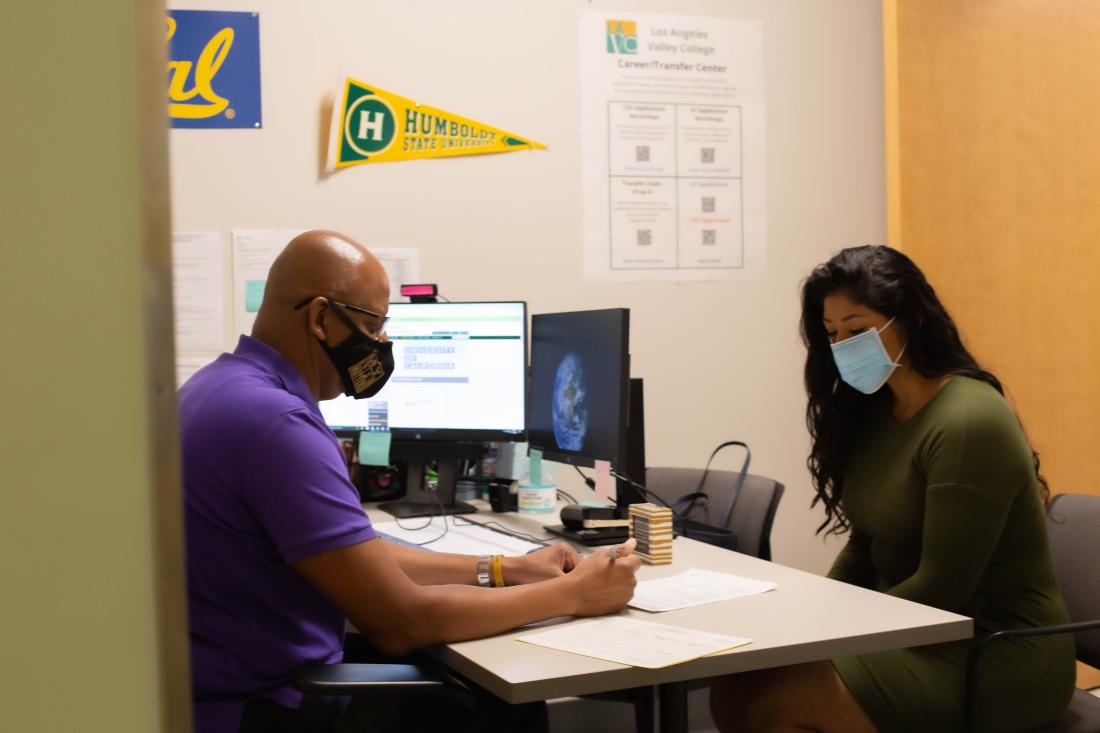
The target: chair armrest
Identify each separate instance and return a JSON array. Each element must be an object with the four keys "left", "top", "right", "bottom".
[
  {"left": 965, "top": 618, "right": 1100, "bottom": 732},
  {"left": 290, "top": 663, "right": 475, "bottom": 708}
]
